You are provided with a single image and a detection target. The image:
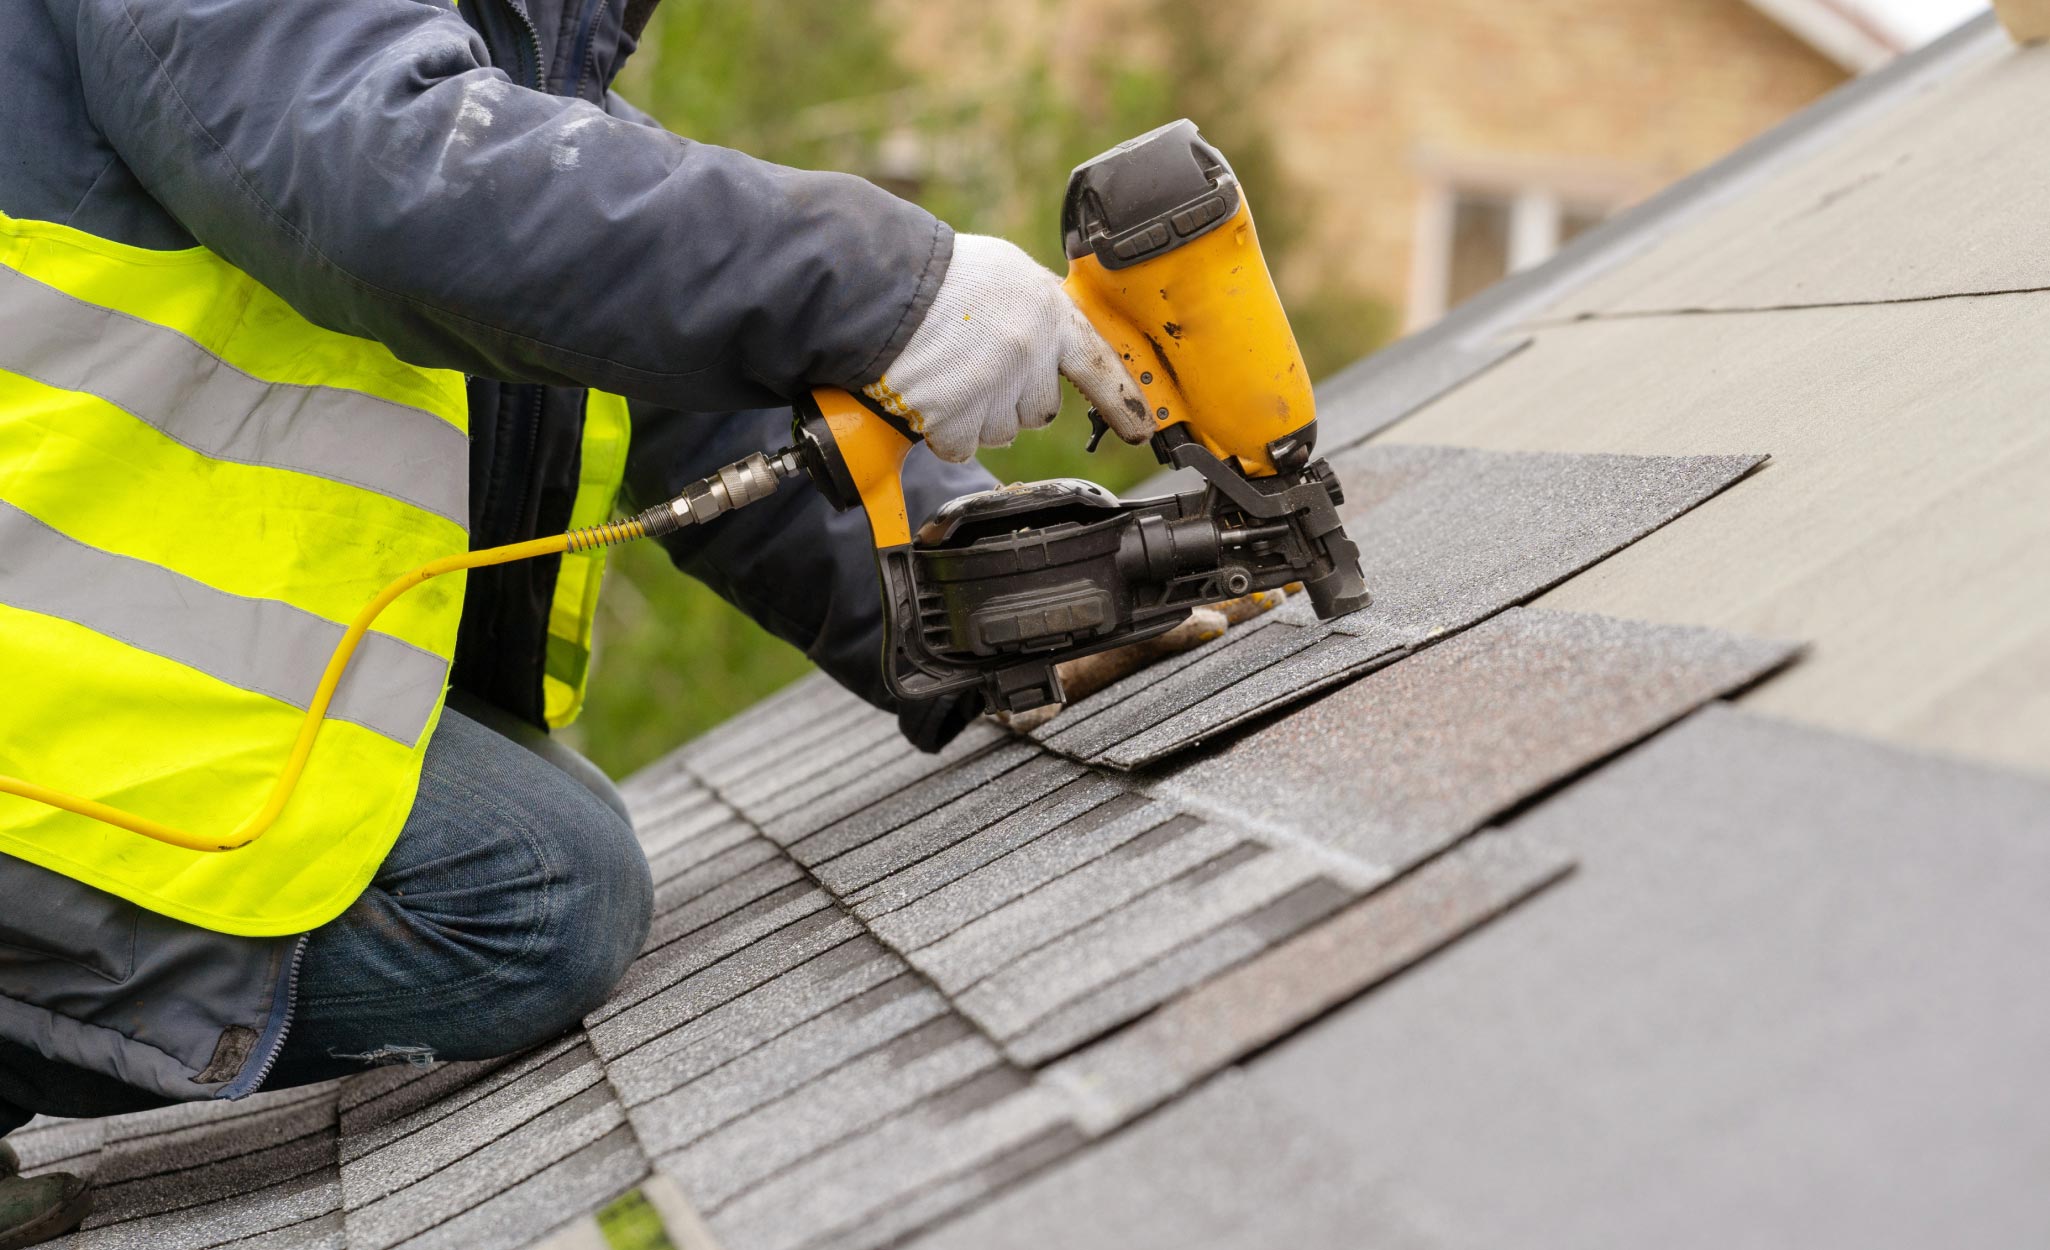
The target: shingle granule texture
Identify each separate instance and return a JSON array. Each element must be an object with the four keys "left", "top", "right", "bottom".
[
  {"left": 1158, "top": 606, "right": 1798, "bottom": 876},
  {"left": 1033, "top": 443, "right": 1765, "bottom": 769}
]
